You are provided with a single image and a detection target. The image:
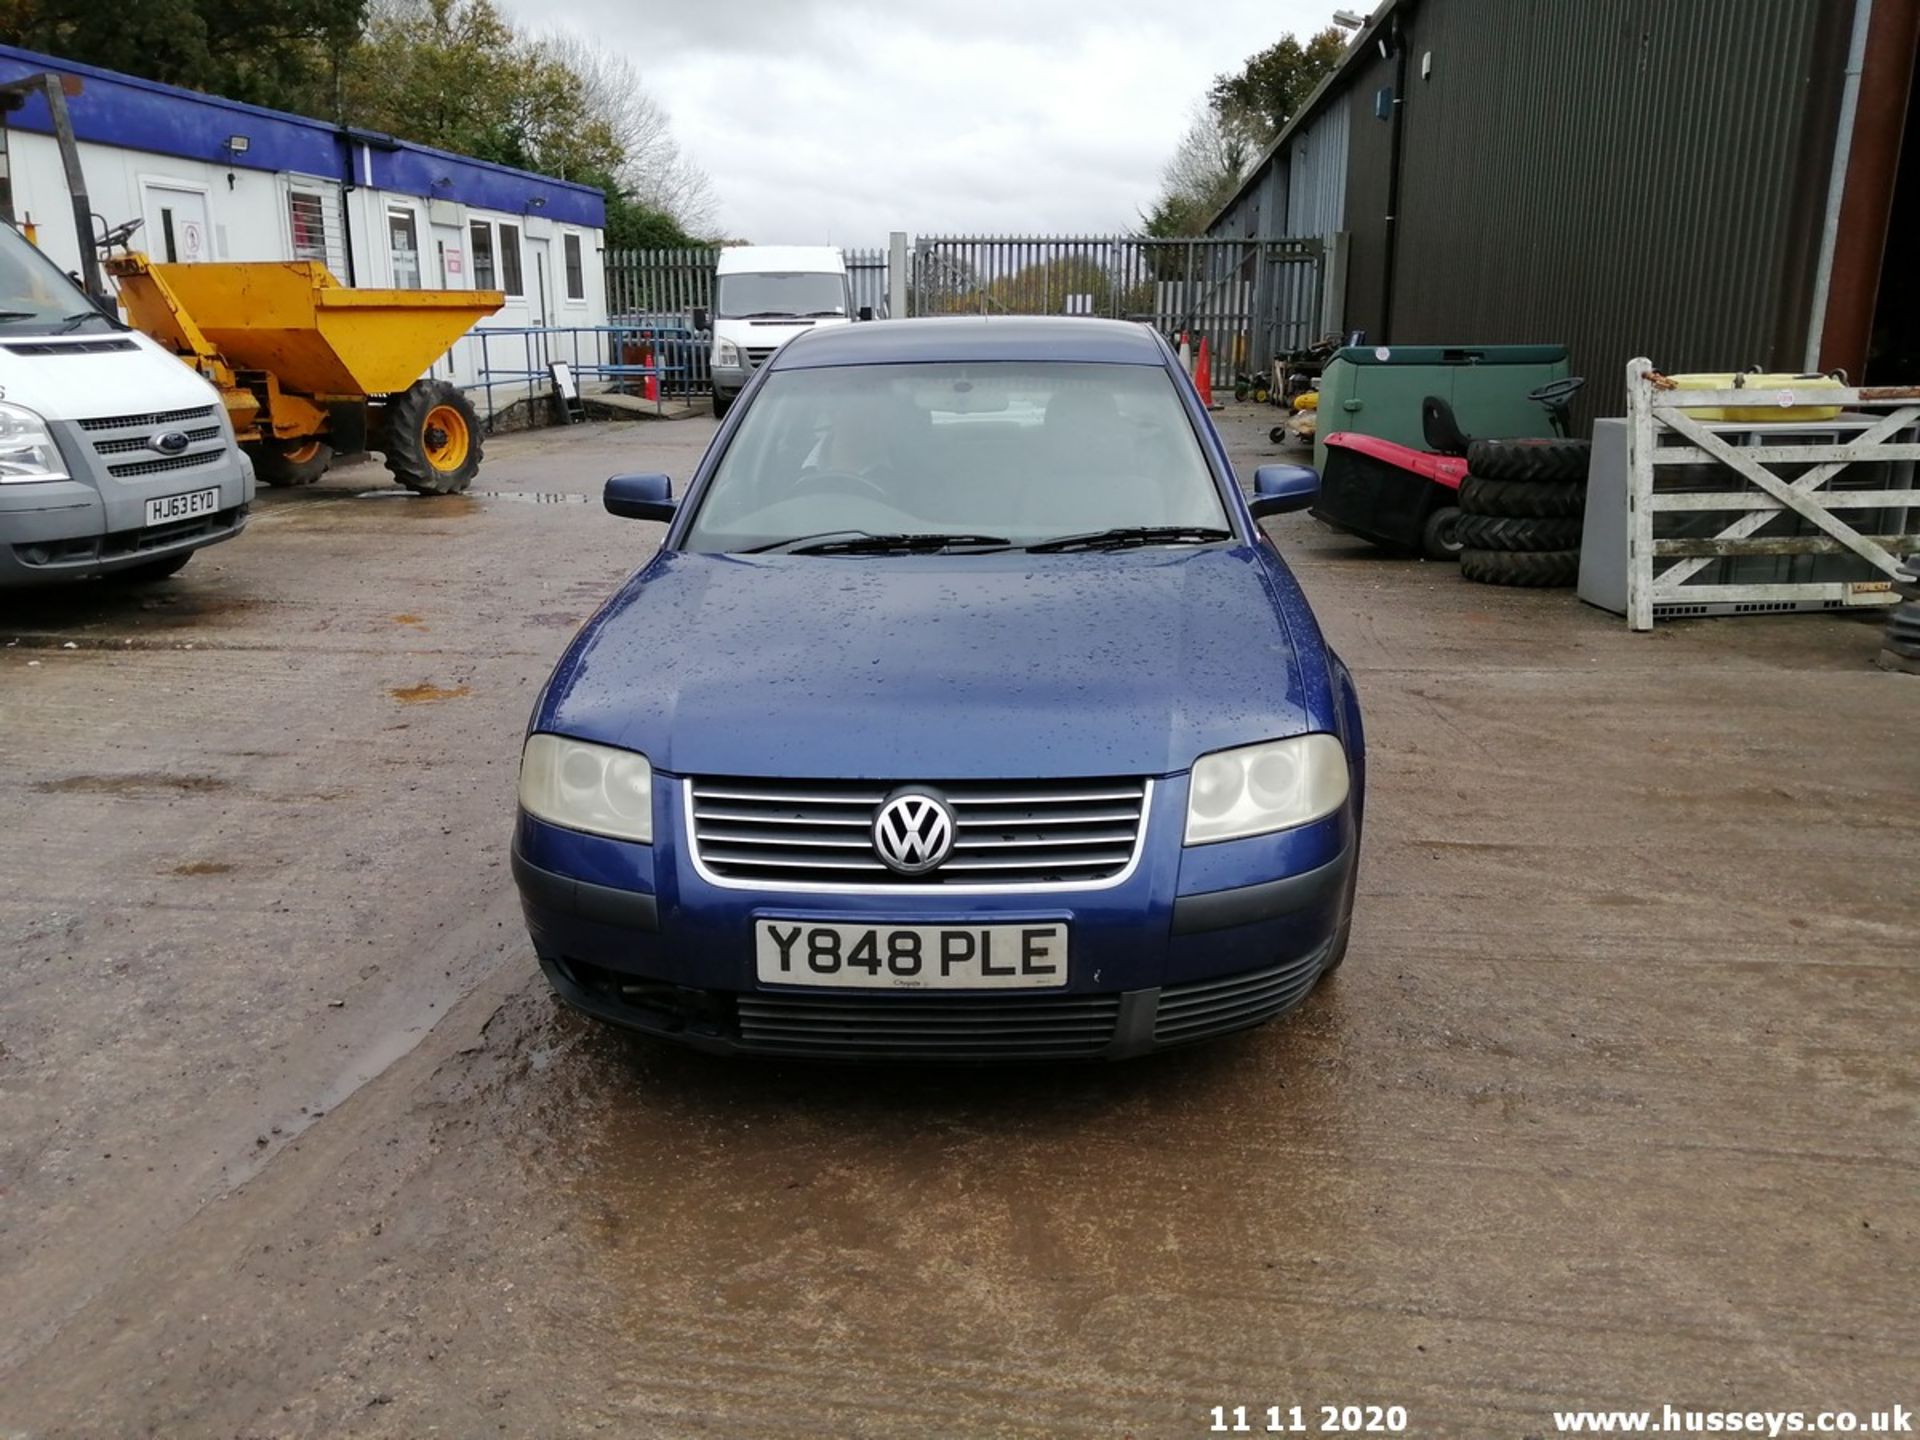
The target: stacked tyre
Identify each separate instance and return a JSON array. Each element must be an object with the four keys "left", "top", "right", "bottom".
[
  {"left": 1456, "top": 437, "right": 1592, "bottom": 588},
  {"left": 1877, "top": 558, "right": 1920, "bottom": 675}
]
